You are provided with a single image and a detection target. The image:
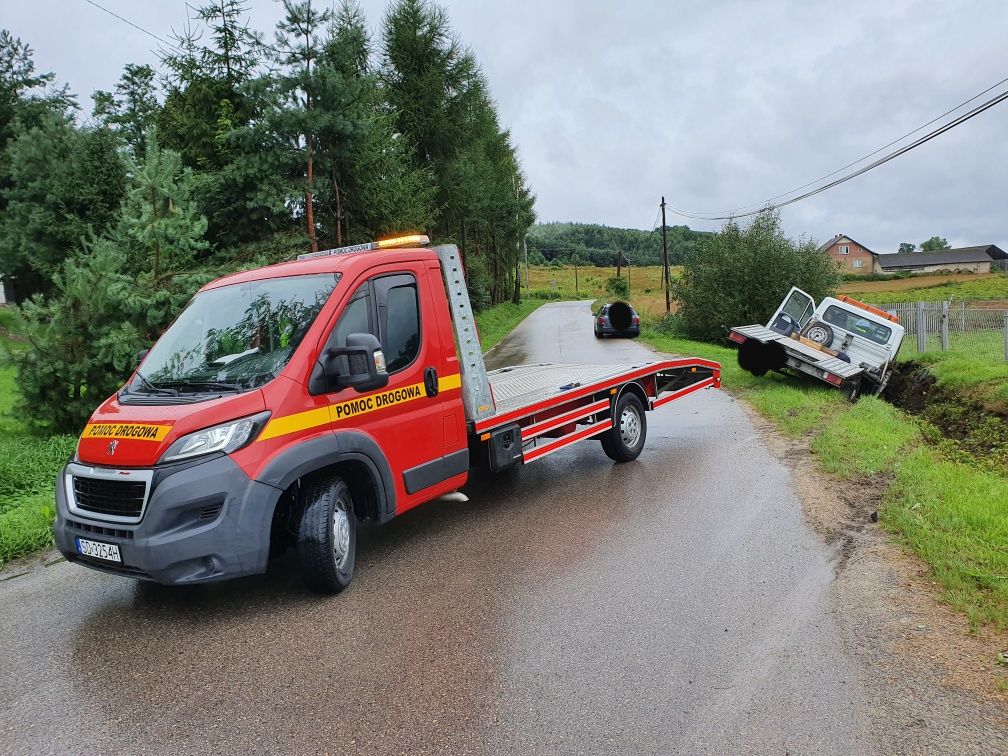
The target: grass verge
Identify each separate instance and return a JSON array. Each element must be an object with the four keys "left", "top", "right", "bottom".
[
  {"left": 640, "top": 318, "right": 1008, "bottom": 631},
  {"left": 475, "top": 297, "right": 548, "bottom": 353},
  {"left": 0, "top": 344, "right": 76, "bottom": 566}
]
